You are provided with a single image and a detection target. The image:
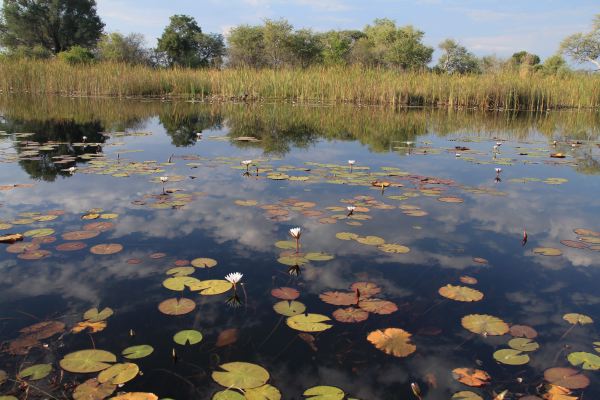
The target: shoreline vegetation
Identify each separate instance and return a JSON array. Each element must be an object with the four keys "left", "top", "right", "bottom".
[{"left": 1, "top": 60, "right": 599, "bottom": 110}]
